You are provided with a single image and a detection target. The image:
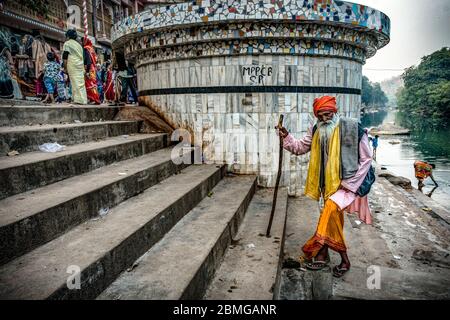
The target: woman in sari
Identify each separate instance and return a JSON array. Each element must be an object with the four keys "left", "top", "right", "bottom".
[
  {"left": 82, "top": 37, "right": 100, "bottom": 104},
  {"left": 0, "top": 31, "right": 23, "bottom": 99},
  {"left": 0, "top": 46, "right": 14, "bottom": 99},
  {"left": 15, "top": 35, "right": 35, "bottom": 97},
  {"left": 103, "top": 61, "right": 115, "bottom": 103},
  {"left": 62, "top": 30, "right": 87, "bottom": 105},
  {"left": 96, "top": 64, "right": 104, "bottom": 103}
]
